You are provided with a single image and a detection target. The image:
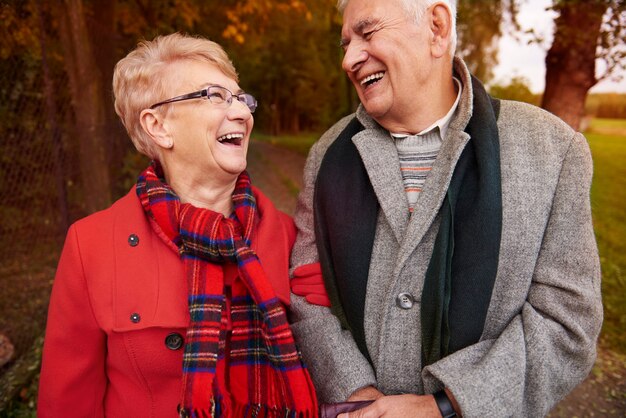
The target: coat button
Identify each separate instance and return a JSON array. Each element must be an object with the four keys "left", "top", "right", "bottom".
[
  {"left": 165, "top": 333, "right": 184, "bottom": 350},
  {"left": 130, "top": 312, "right": 141, "bottom": 323},
  {"left": 128, "top": 234, "right": 139, "bottom": 247},
  {"left": 178, "top": 404, "right": 189, "bottom": 418},
  {"left": 396, "top": 293, "right": 415, "bottom": 309}
]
